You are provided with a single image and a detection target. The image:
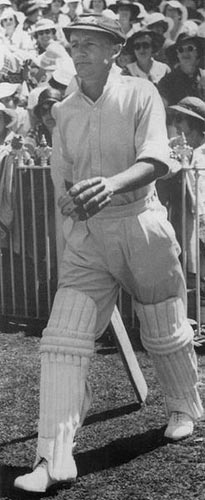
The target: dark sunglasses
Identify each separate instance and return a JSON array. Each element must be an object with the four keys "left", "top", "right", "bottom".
[
  {"left": 2, "top": 17, "right": 14, "bottom": 22},
  {"left": 37, "top": 29, "right": 53, "bottom": 35},
  {"left": 177, "top": 45, "right": 197, "bottom": 53},
  {"left": 133, "top": 42, "right": 152, "bottom": 51}
]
